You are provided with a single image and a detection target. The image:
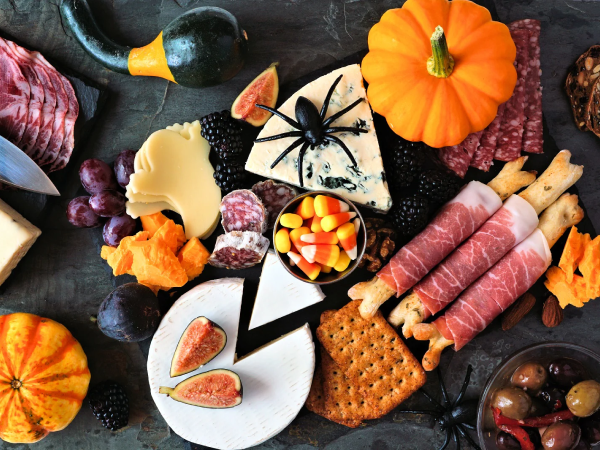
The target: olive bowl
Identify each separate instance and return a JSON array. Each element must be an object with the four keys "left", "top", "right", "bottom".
[
  {"left": 273, "top": 190, "right": 366, "bottom": 285},
  {"left": 477, "top": 342, "right": 600, "bottom": 449}
]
